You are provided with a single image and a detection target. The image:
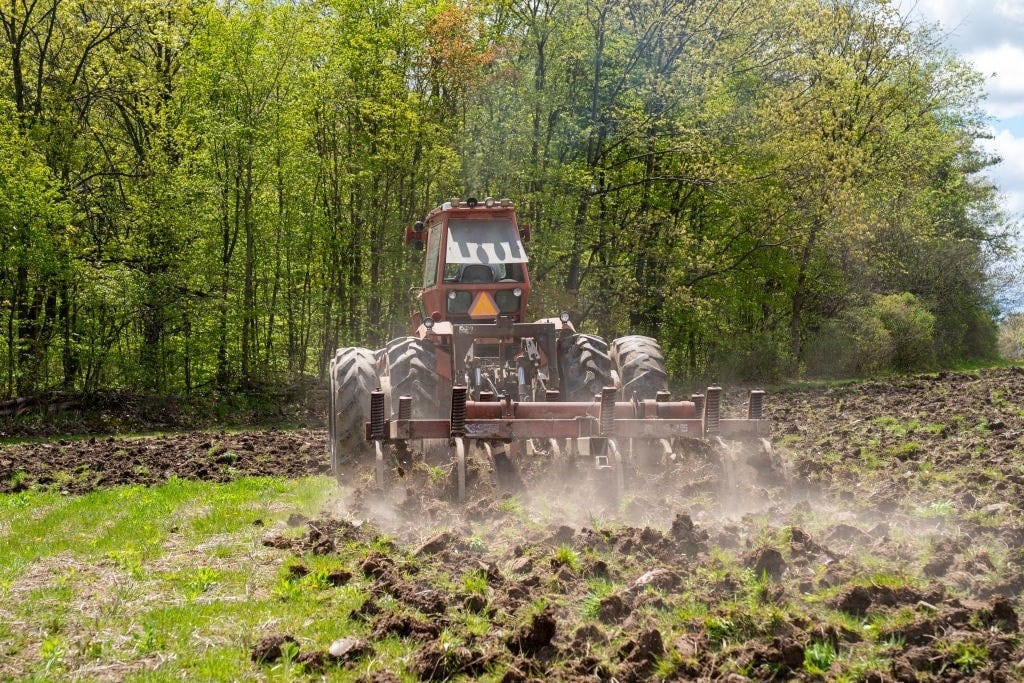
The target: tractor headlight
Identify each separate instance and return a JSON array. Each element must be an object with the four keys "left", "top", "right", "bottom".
[
  {"left": 423, "top": 316, "right": 435, "bottom": 329},
  {"left": 559, "top": 311, "right": 571, "bottom": 323},
  {"left": 513, "top": 287, "right": 522, "bottom": 297}
]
